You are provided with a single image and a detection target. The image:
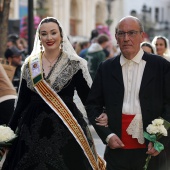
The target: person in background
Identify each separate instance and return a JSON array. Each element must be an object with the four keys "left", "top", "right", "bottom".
[
  {"left": 103, "top": 48, "right": 110, "bottom": 60},
  {"left": 112, "top": 44, "right": 121, "bottom": 57},
  {"left": 85, "top": 34, "right": 110, "bottom": 80},
  {"left": 90, "top": 29, "right": 99, "bottom": 43},
  {"left": 72, "top": 41, "right": 77, "bottom": 50},
  {"left": 7, "top": 34, "right": 27, "bottom": 61},
  {"left": 86, "top": 16, "right": 170, "bottom": 170},
  {"left": 2, "top": 17, "right": 106, "bottom": 170},
  {"left": 6, "top": 34, "right": 19, "bottom": 49},
  {"left": 141, "top": 41, "right": 155, "bottom": 54},
  {"left": 79, "top": 41, "right": 90, "bottom": 58},
  {"left": 152, "top": 35, "right": 170, "bottom": 61},
  {"left": 74, "top": 41, "right": 82, "bottom": 55},
  {"left": 4, "top": 46, "right": 23, "bottom": 92},
  {"left": 16, "top": 37, "right": 28, "bottom": 58},
  {"left": 0, "top": 63, "right": 17, "bottom": 125},
  {"left": 17, "top": 37, "right": 28, "bottom": 51}
]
